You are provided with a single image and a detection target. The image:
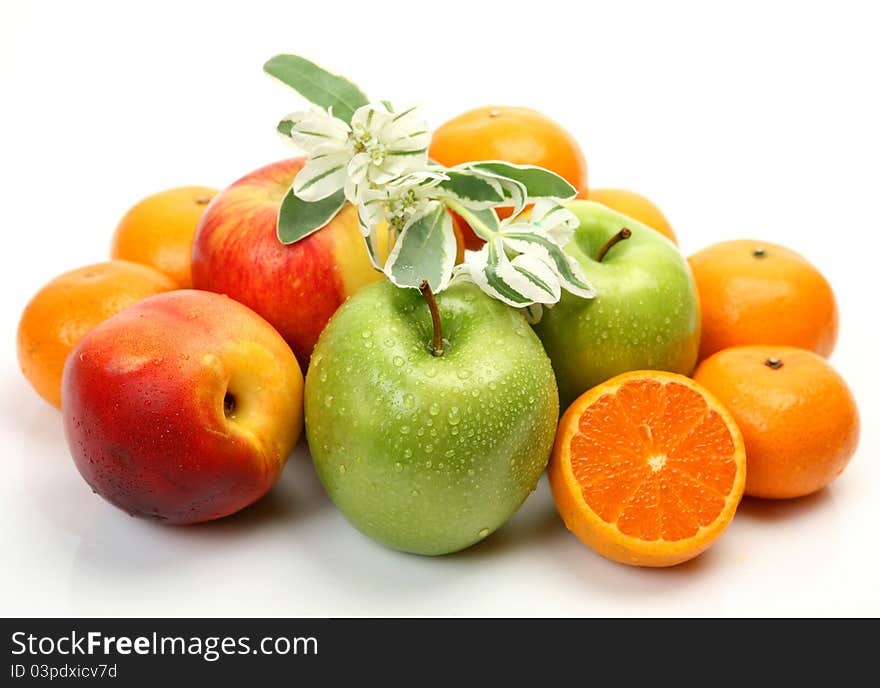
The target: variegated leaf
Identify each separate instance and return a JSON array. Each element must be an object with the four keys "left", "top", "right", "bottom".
[
  {"left": 437, "top": 170, "right": 505, "bottom": 208},
  {"left": 384, "top": 201, "right": 456, "bottom": 292},
  {"left": 500, "top": 230, "right": 596, "bottom": 298},
  {"left": 466, "top": 240, "right": 561, "bottom": 307},
  {"left": 362, "top": 222, "right": 385, "bottom": 271},
  {"left": 470, "top": 161, "right": 577, "bottom": 200},
  {"left": 461, "top": 167, "right": 528, "bottom": 216},
  {"left": 525, "top": 198, "right": 580, "bottom": 246},
  {"left": 452, "top": 205, "right": 500, "bottom": 241}
]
